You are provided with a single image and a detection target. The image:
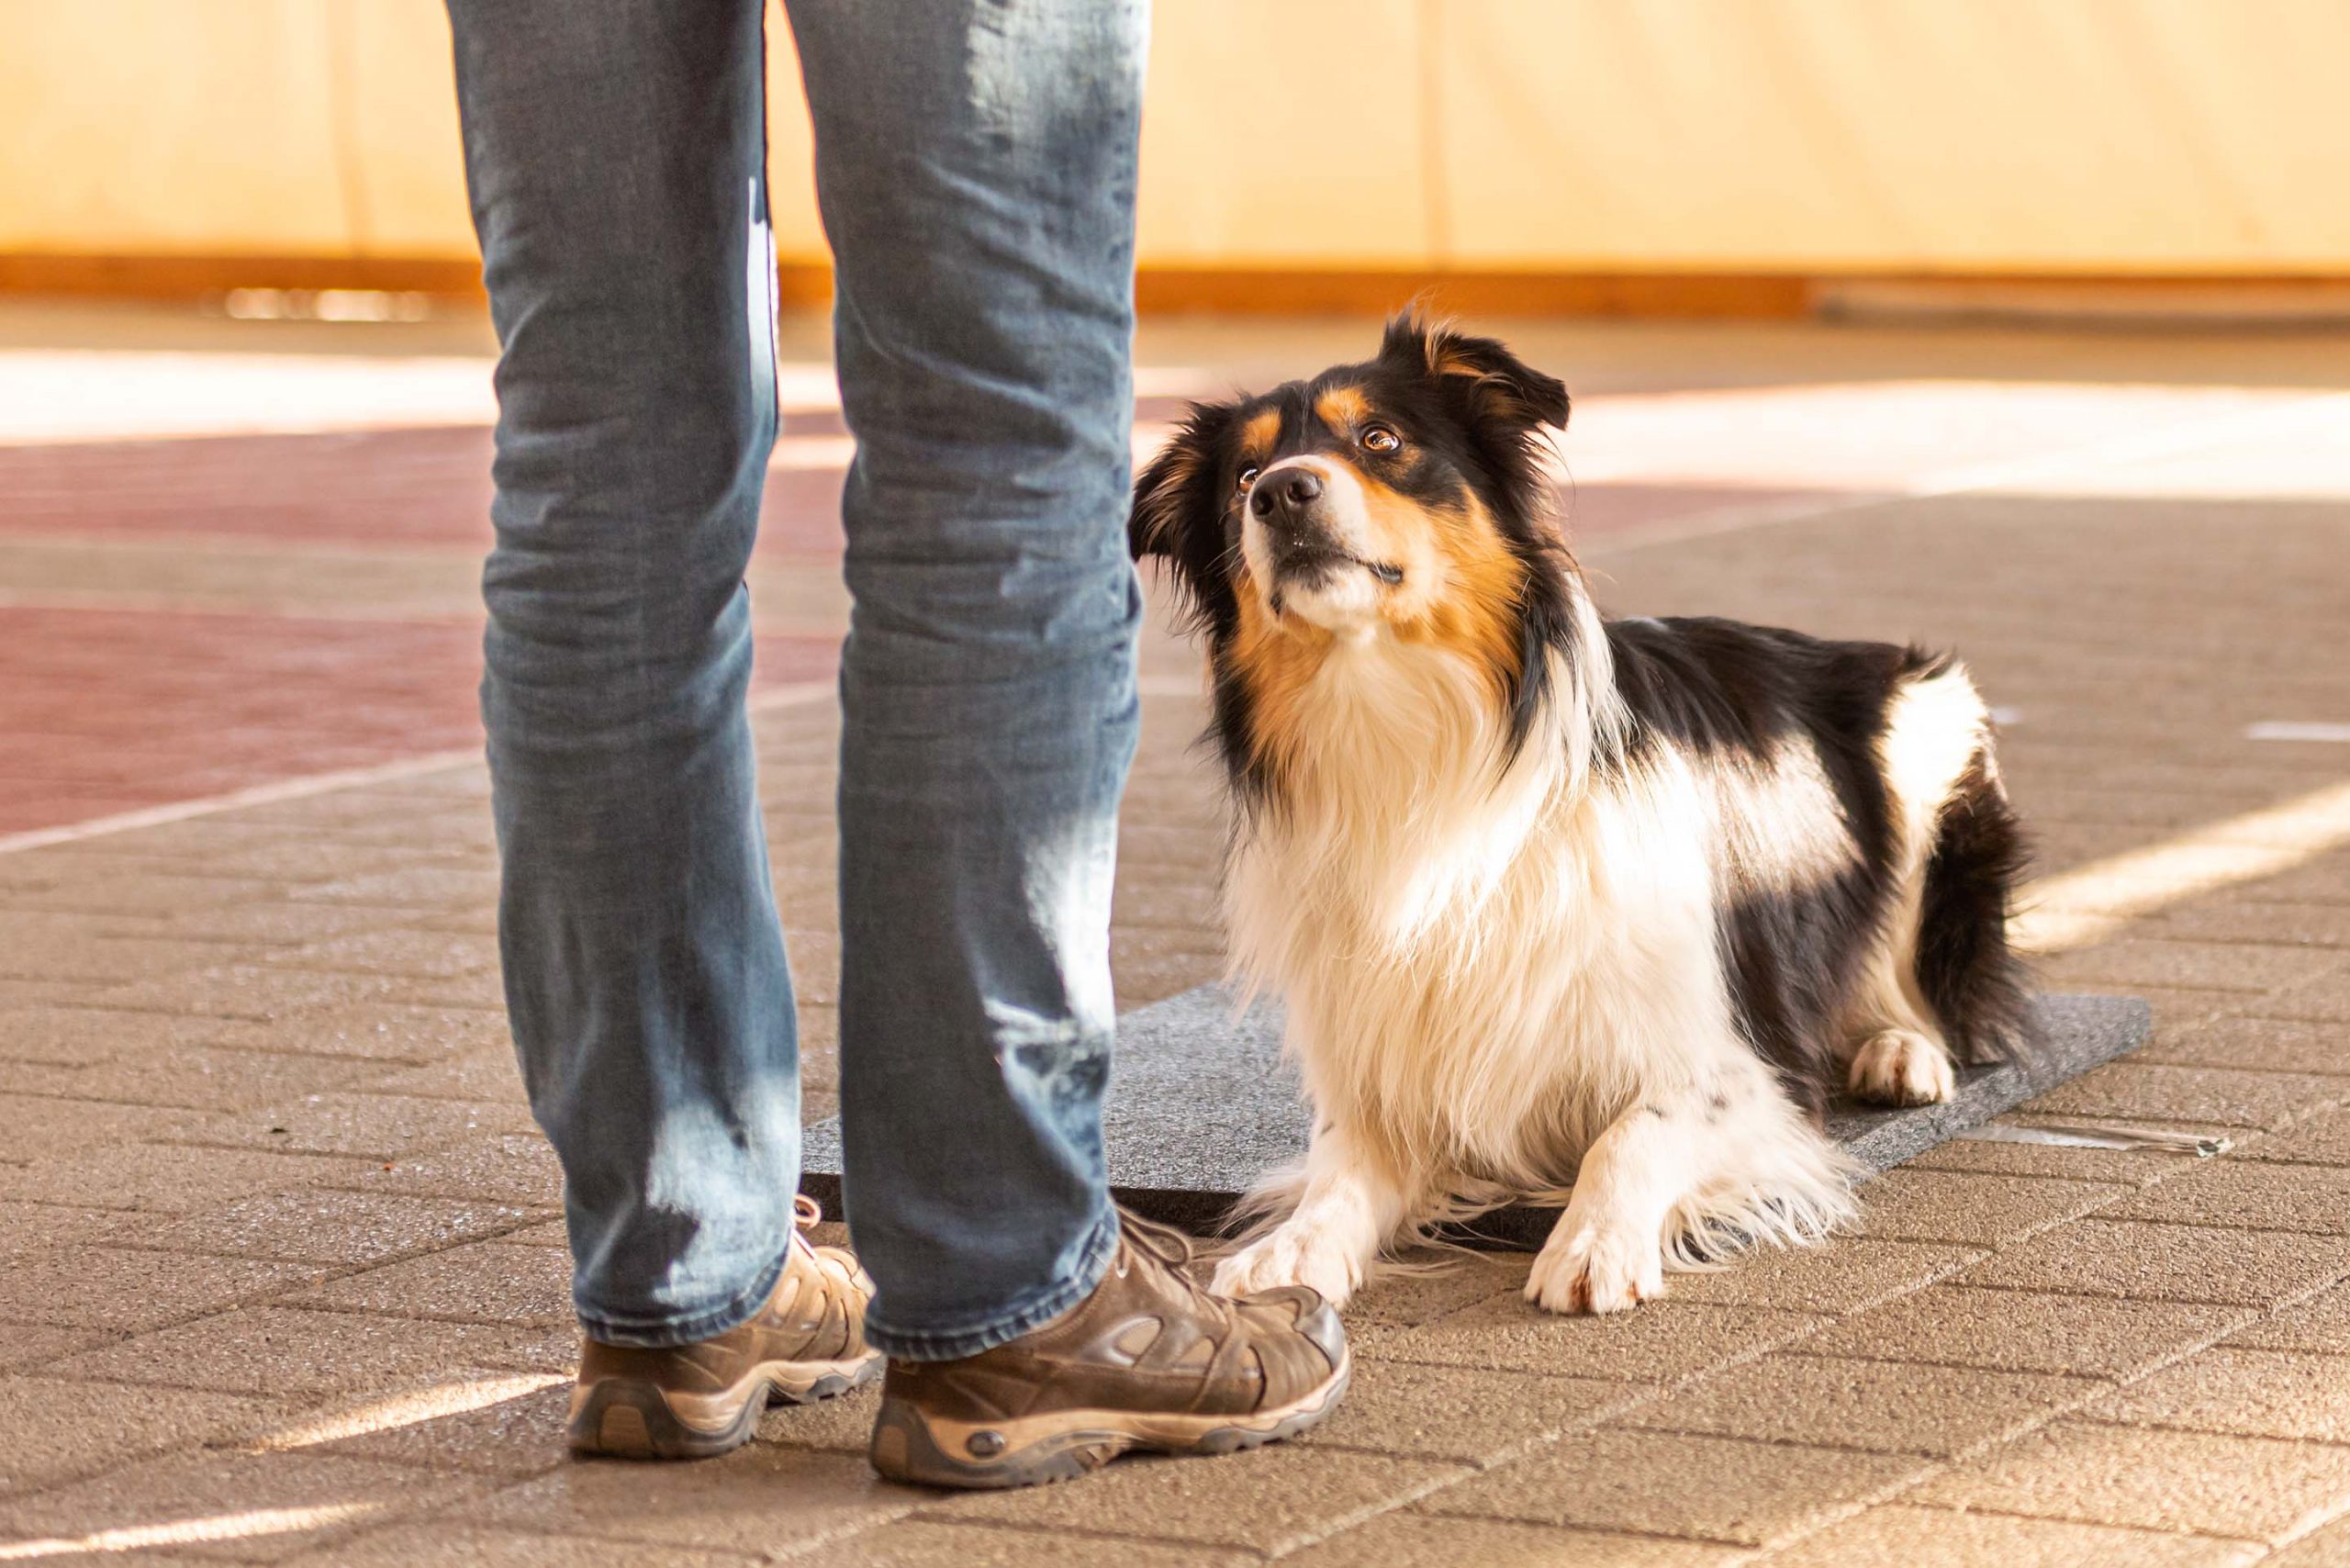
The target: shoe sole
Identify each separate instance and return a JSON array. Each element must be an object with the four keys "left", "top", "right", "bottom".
[
  {"left": 567, "top": 1350, "right": 885, "bottom": 1461},
  {"left": 867, "top": 1352, "right": 1351, "bottom": 1489}
]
